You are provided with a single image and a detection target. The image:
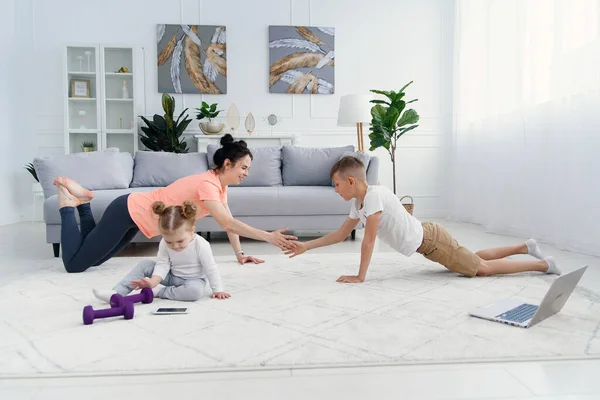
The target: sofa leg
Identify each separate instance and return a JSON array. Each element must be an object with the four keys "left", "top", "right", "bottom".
[
  {"left": 351, "top": 229, "right": 356, "bottom": 240},
  {"left": 206, "top": 232, "right": 211, "bottom": 242},
  {"left": 52, "top": 243, "right": 60, "bottom": 258}
]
